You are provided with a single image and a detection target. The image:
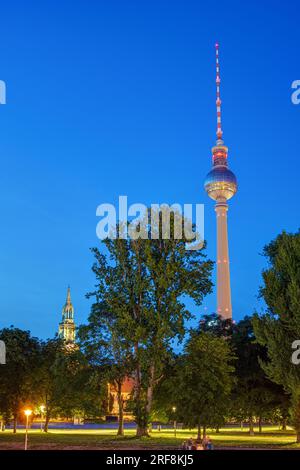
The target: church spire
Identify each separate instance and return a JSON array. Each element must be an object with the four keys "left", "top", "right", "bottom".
[
  {"left": 63, "top": 285, "right": 74, "bottom": 318},
  {"left": 58, "top": 286, "right": 76, "bottom": 343},
  {"left": 66, "top": 285, "right": 71, "bottom": 305}
]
